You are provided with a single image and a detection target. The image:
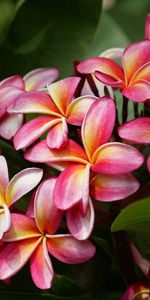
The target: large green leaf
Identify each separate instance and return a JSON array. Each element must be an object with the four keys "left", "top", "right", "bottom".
[
  {"left": 0, "top": 0, "right": 102, "bottom": 78},
  {"left": 87, "top": 12, "right": 129, "bottom": 57},
  {"left": 111, "top": 197, "right": 150, "bottom": 232}
]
